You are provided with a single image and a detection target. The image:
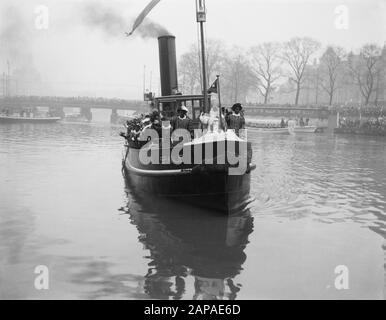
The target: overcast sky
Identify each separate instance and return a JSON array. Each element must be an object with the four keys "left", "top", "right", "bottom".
[{"left": 0, "top": 0, "right": 385, "bottom": 99}]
